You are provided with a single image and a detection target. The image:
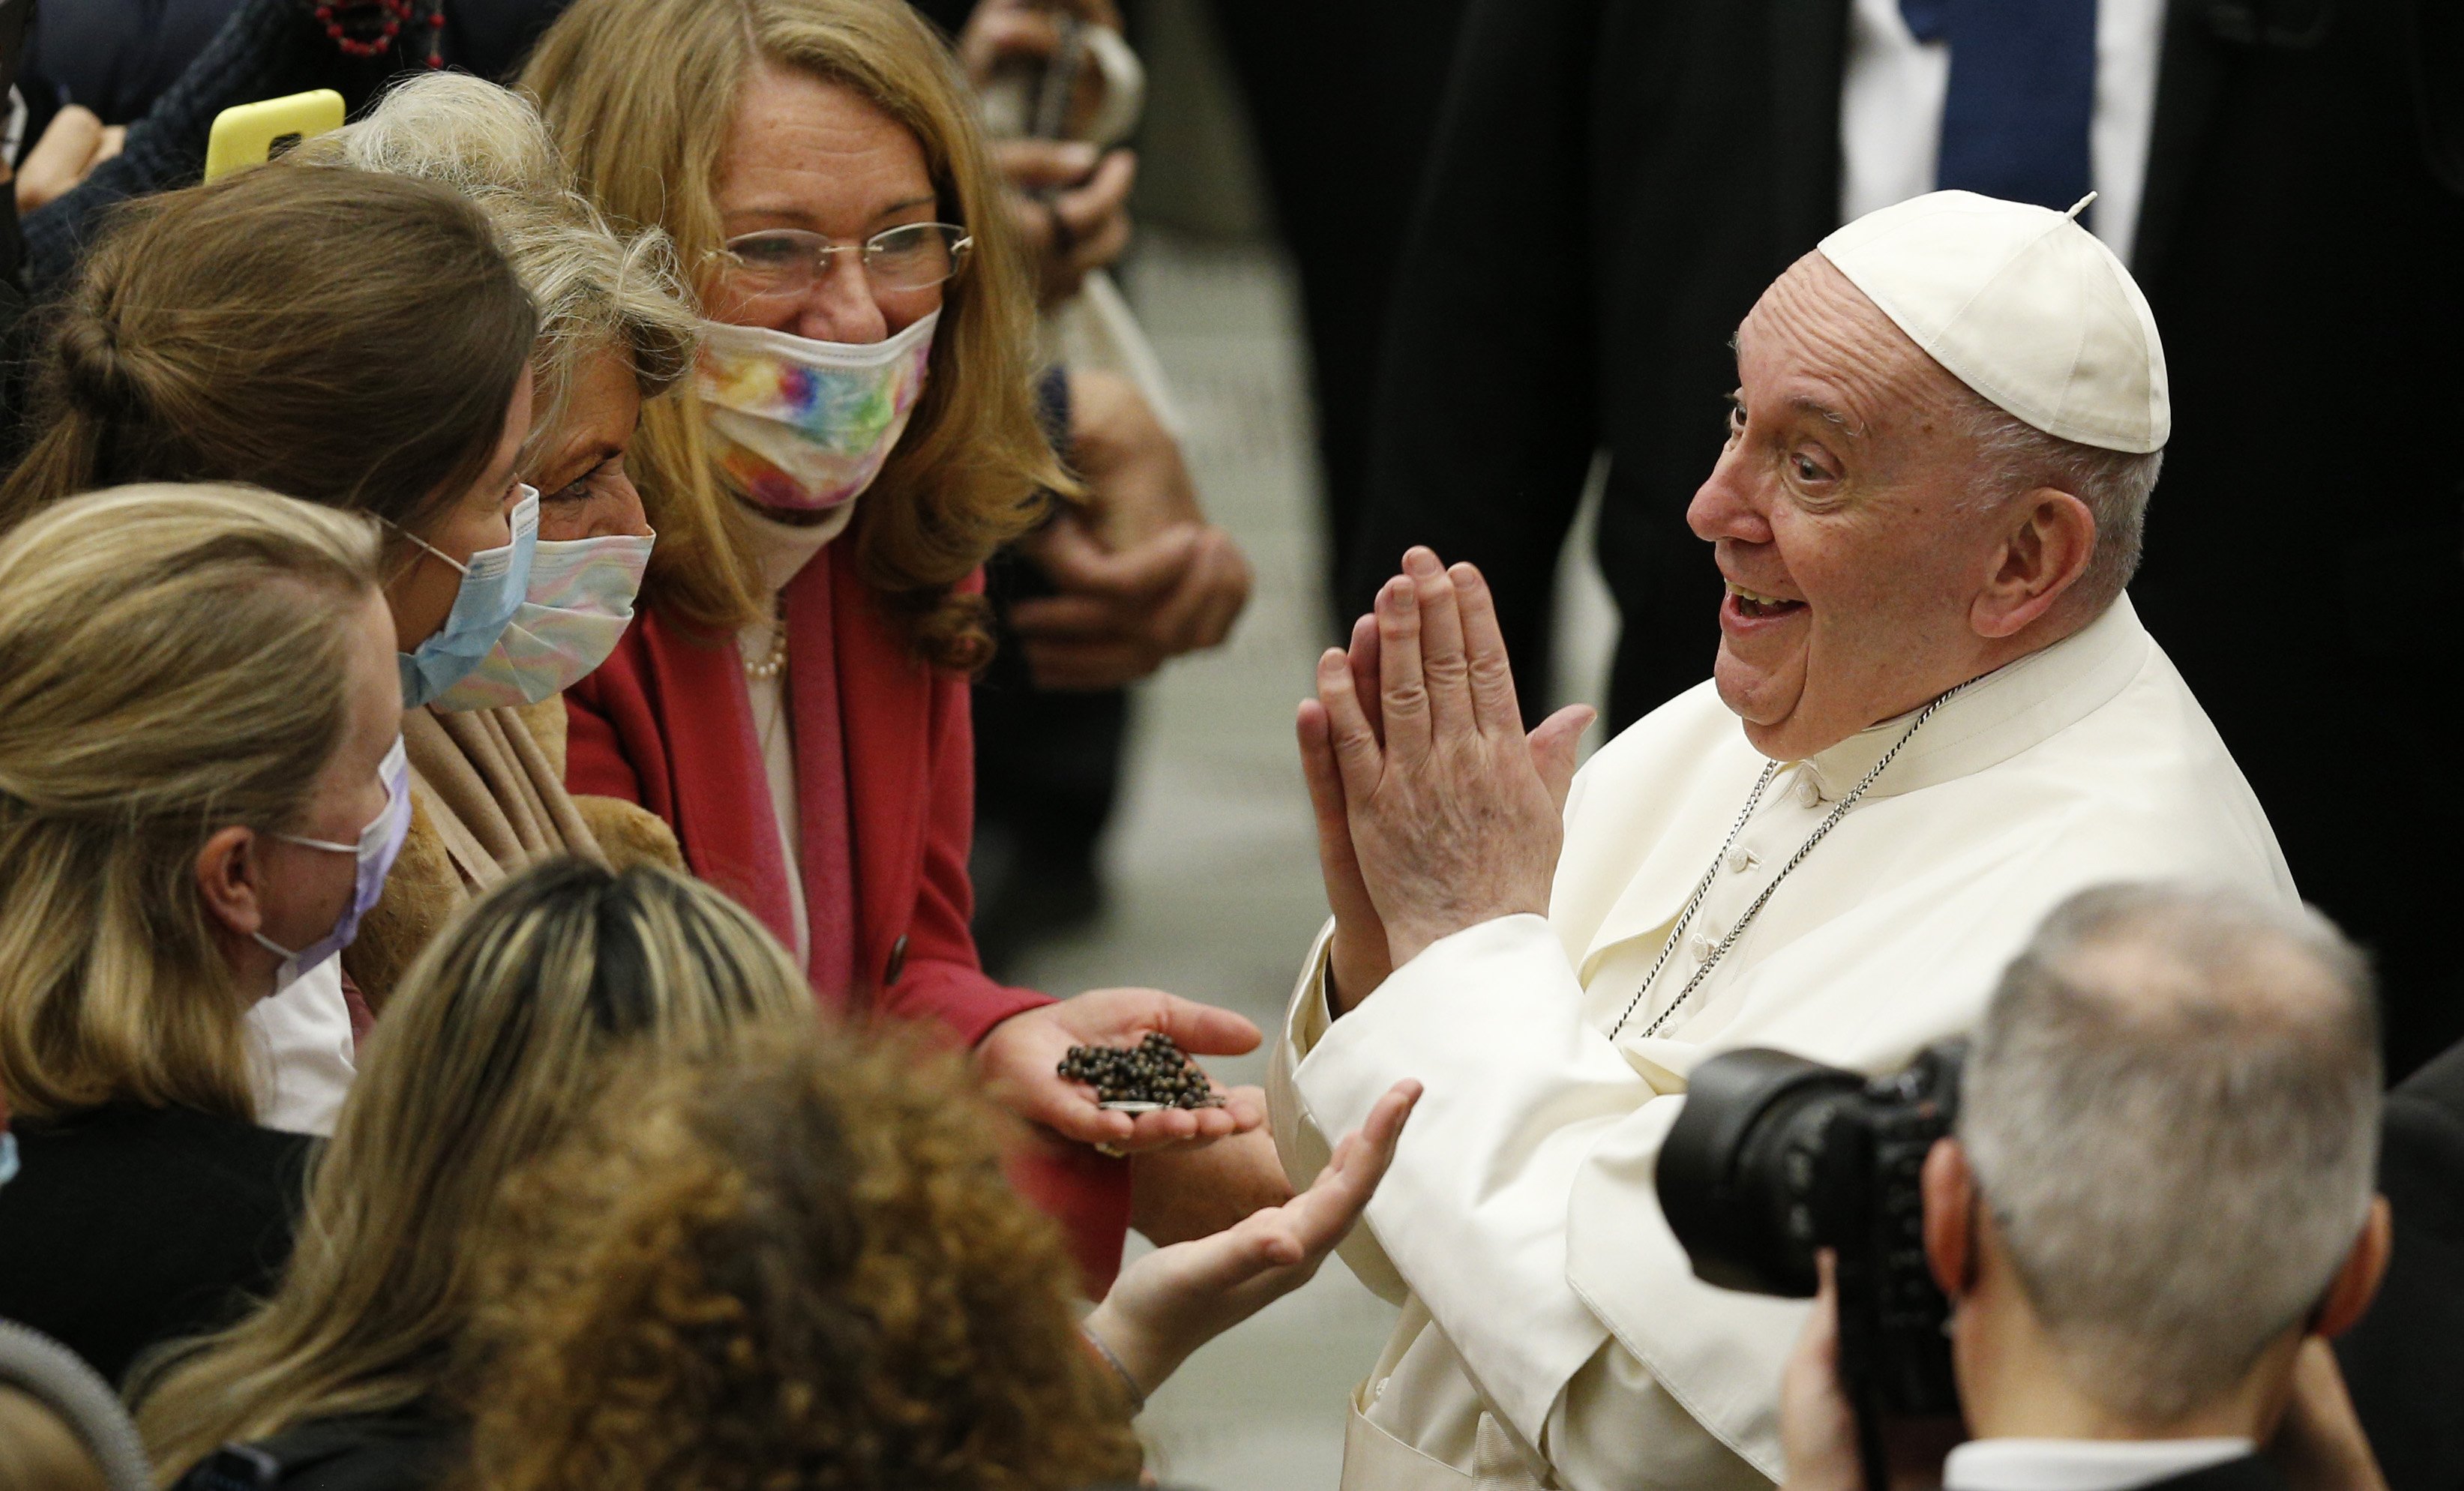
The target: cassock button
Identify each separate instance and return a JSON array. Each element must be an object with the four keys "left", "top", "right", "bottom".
[
  {"left": 1725, "top": 846, "right": 1755, "bottom": 874},
  {"left": 1796, "top": 774, "right": 1823, "bottom": 808},
  {"left": 1689, "top": 933, "right": 1716, "bottom": 963}
]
